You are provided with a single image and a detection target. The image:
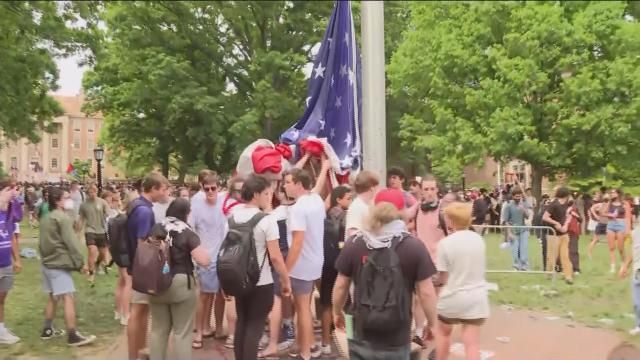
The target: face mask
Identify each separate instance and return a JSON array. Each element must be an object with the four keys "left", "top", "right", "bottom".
[{"left": 63, "top": 199, "right": 75, "bottom": 210}]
